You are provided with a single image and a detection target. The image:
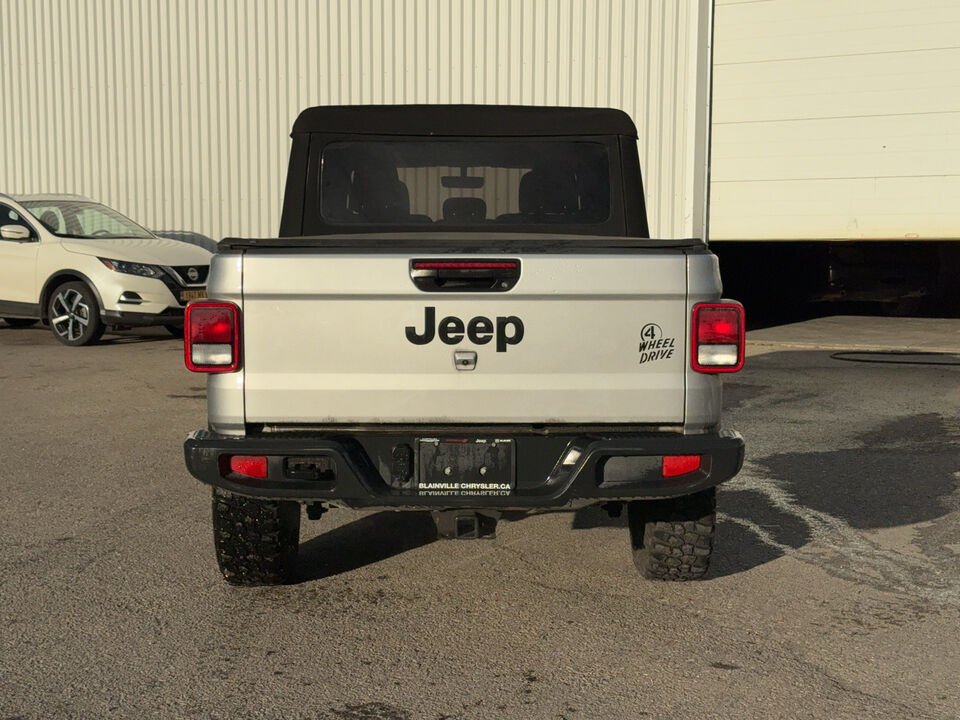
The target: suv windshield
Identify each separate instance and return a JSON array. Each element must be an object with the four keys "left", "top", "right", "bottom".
[
  {"left": 319, "top": 140, "right": 610, "bottom": 226},
  {"left": 21, "top": 200, "right": 155, "bottom": 239}
]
